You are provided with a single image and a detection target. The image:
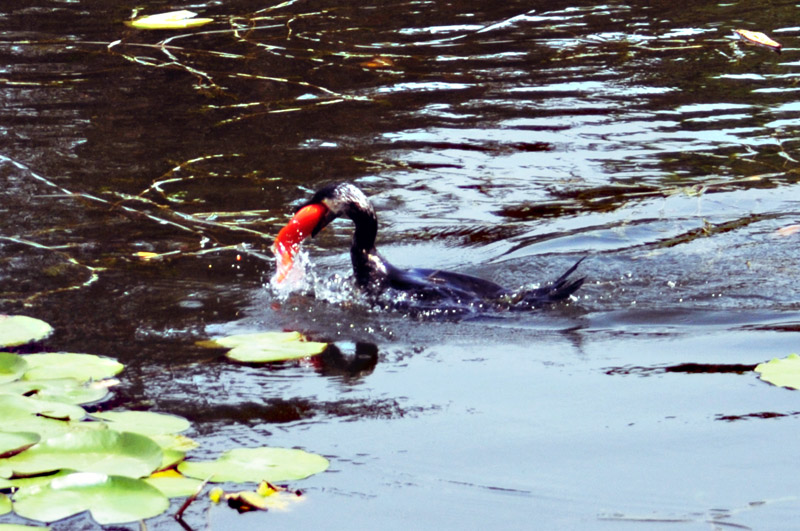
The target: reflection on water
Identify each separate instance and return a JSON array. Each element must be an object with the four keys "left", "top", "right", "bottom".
[{"left": 2, "top": 0, "right": 800, "bottom": 528}]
